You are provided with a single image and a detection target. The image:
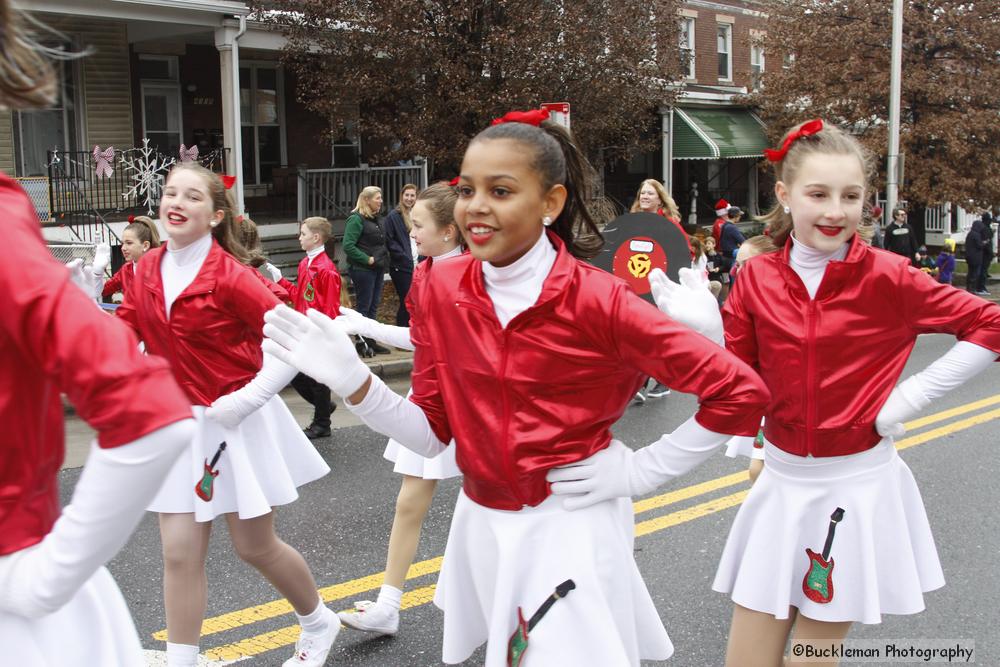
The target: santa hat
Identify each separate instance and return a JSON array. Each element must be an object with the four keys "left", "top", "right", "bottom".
[{"left": 715, "top": 199, "right": 730, "bottom": 216}]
